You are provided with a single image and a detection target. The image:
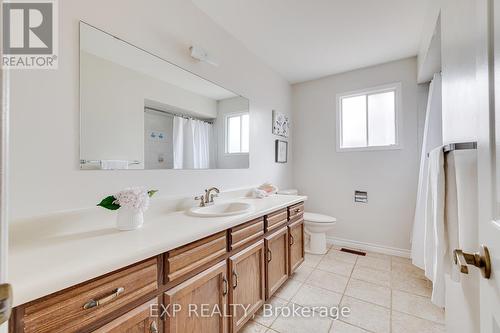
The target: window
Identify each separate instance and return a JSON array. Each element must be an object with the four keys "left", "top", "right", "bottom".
[
  {"left": 226, "top": 113, "right": 249, "bottom": 154},
  {"left": 337, "top": 83, "right": 401, "bottom": 151}
]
